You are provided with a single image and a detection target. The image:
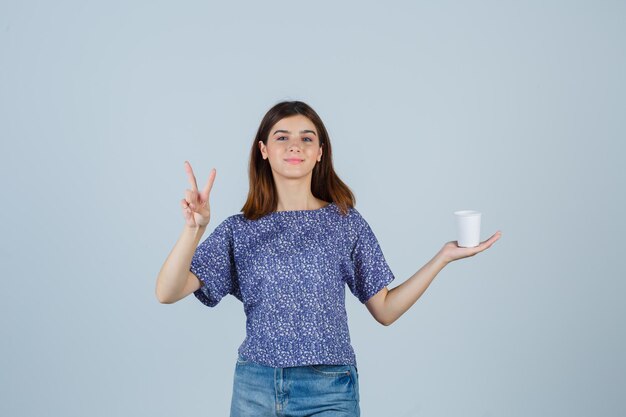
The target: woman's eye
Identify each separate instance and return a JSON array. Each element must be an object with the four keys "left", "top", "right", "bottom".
[{"left": 276, "top": 136, "right": 313, "bottom": 142}]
